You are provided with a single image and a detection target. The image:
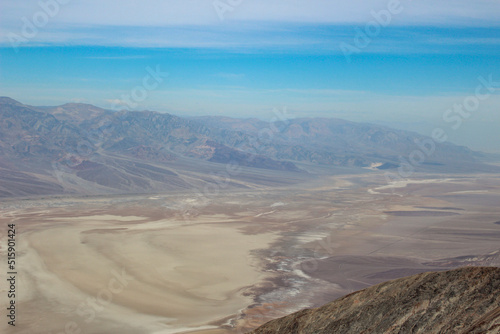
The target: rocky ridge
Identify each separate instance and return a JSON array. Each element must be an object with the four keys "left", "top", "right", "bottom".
[{"left": 250, "top": 267, "right": 500, "bottom": 334}]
